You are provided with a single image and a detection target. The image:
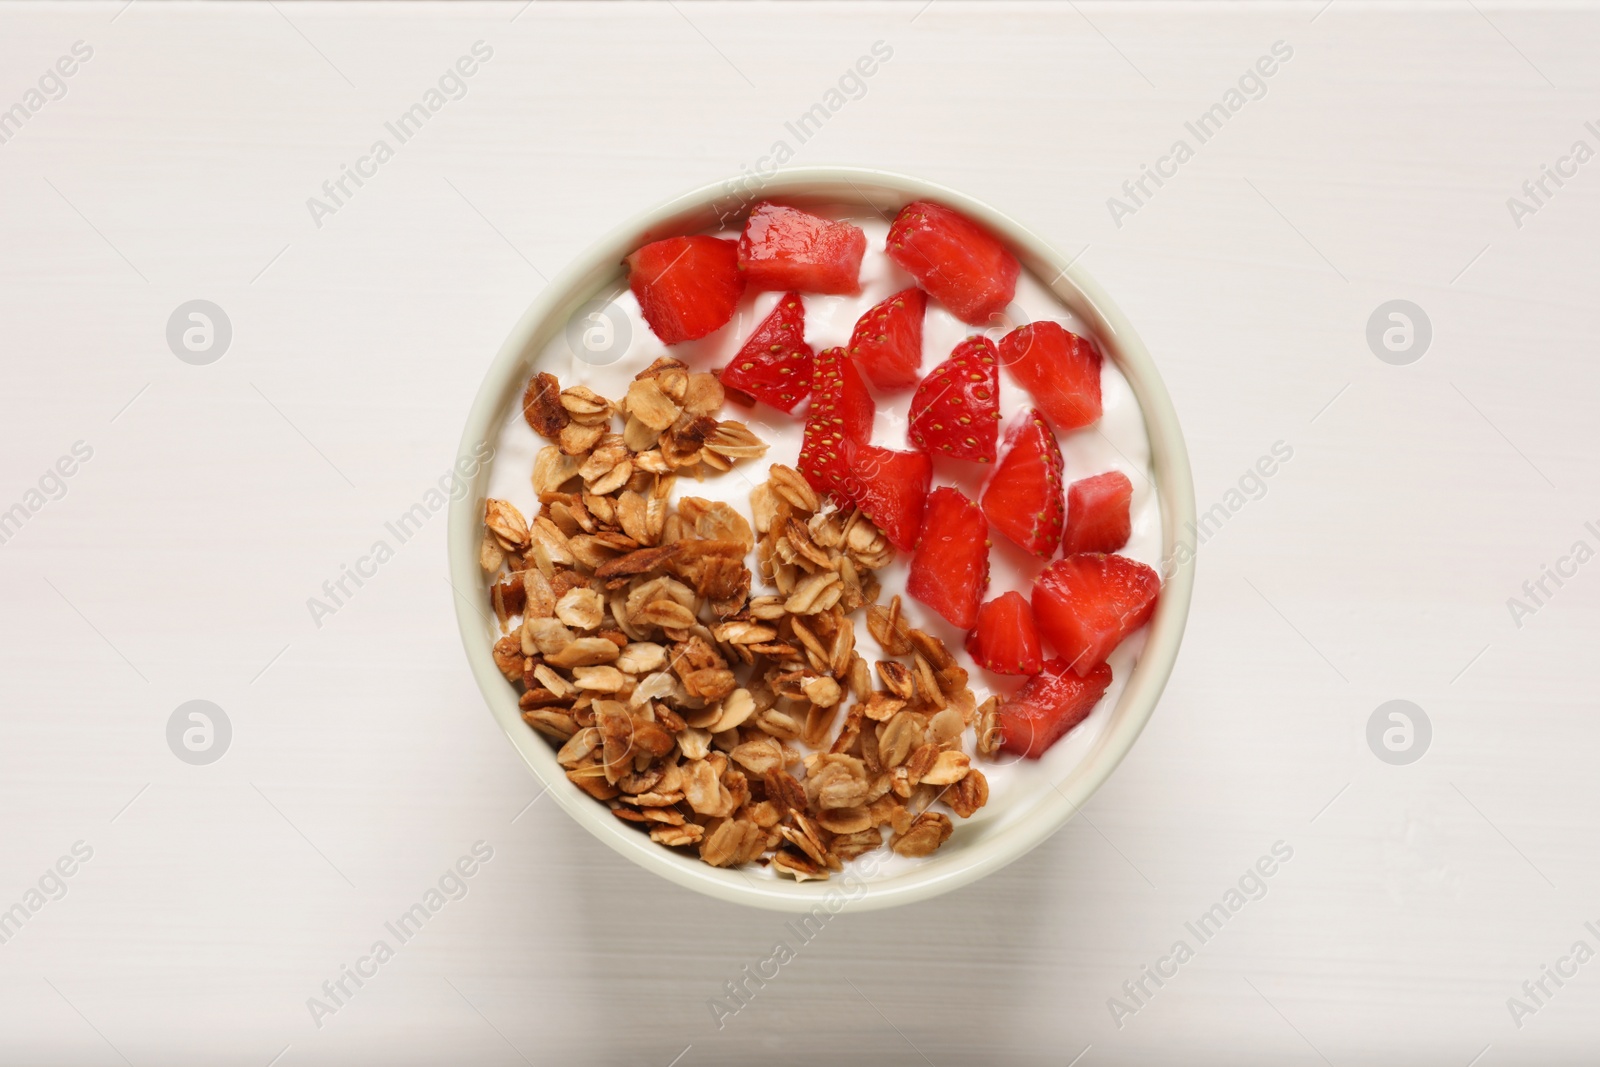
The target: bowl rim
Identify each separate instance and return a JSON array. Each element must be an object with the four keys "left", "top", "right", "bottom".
[{"left": 447, "top": 165, "right": 1196, "bottom": 913}]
